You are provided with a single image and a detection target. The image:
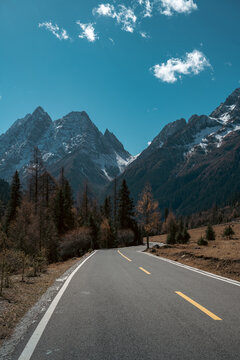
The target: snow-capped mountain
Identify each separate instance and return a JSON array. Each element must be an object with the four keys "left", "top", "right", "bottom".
[
  {"left": 0, "top": 107, "right": 133, "bottom": 192},
  {"left": 114, "top": 88, "right": 240, "bottom": 214},
  {"left": 2, "top": 88, "right": 240, "bottom": 210}
]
